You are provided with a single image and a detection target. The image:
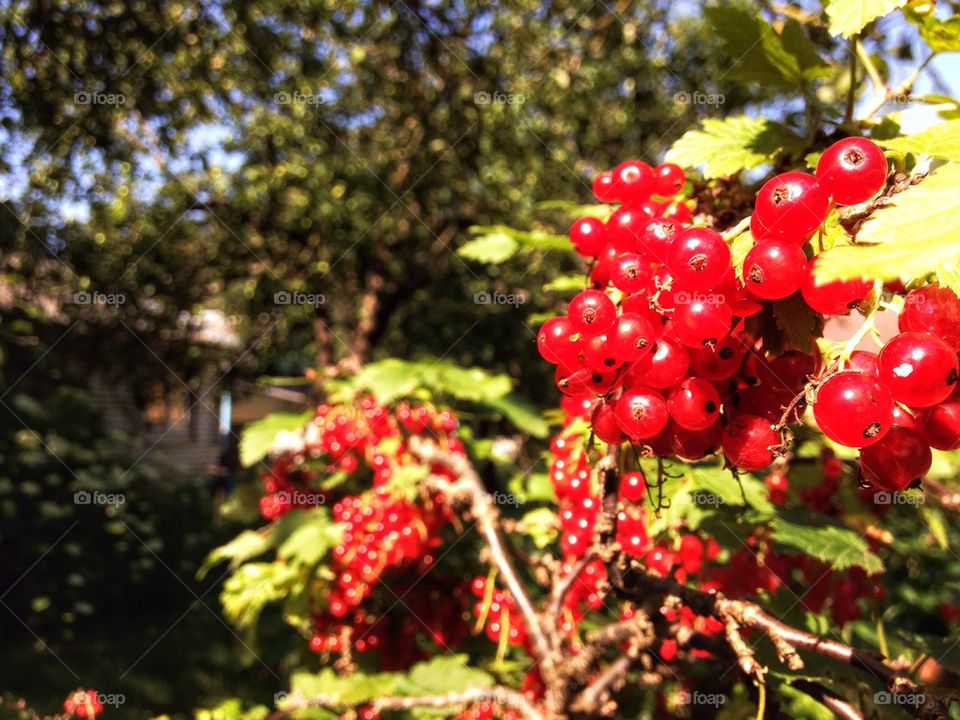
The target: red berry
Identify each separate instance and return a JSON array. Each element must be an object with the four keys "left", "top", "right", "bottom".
[
  {"left": 678, "top": 535, "right": 704, "bottom": 573},
  {"left": 638, "top": 216, "right": 680, "bottom": 262},
  {"left": 672, "top": 298, "right": 732, "bottom": 349},
  {"left": 813, "top": 372, "right": 895, "bottom": 447},
  {"left": 744, "top": 350, "right": 820, "bottom": 395},
  {"left": 615, "top": 388, "right": 669, "bottom": 439},
  {"left": 801, "top": 255, "right": 872, "bottom": 315},
  {"left": 689, "top": 336, "right": 746, "bottom": 381},
  {"left": 582, "top": 333, "right": 621, "bottom": 372},
  {"left": 592, "top": 400, "right": 625, "bottom": 444},
  {"left": 592, "top": 171, "right": 617, "bottom": 202},
  {"left": 569, "top": 216, "right": 606, "bottom": 258},
  {"left": 662, "top": 201, "right": 692, "bottom": 223},
  {"left": 654, "top": 163, "right": 686, "bottom": 197},
  {"left": 606, "top": 206, "right": 649, "bottom": 253},
  {"left": 626, "top": 338, "right": 689, "bottom": 389},
  {"left": 555, "top": 366, "right": 591, "bottom": 396},
  {"left": 859, "top": 427, "right": 931, "bottom": 491},
  {"left": 743, "top": 239, "right": 808, "bottom": 300},
  {"left": 568, "top": 289, "right": 617, "bottom": 336},
  {"left": 668, "top": 378, "right": 721, "bottom": 430},
  {"left": 722, "top": 415, "right": 780, "bottom": 471},
  {"left": 899, "top": 284, "right": 960, "bottom": 352},
  {"left": 752, "top": 172, "right": 829, "bottom": 244},
  {"left": 620, "top": 470, "right": 647, "bottom": 503},
  {"left": 537, "top": 316, "right": 578, "bottom": 364},
  {"left": 920, "top": 400, "right": 960, "bottom": 450},
  {"left": 611, "top": 252, "right": 652, "bottom": 293},
  {"left": 667, "top": 227, "right": 731, "bottom": 290},
  {"left": 816, "top": 137, "right": 887, "bottom": 206},
  {"left": 766, "top": 473, "right": 789, "bottom": 504},
  {"left": 612, "top": 159, "right": 655, "bottom": 204},
  {"left": 611, "top": 312, "right": 655, "bottom": 362},
  {"left": 878, "top": 331, "right": 959, "bottom": 408},
  {"left": 849, "top": 350, "right": 880, "bottom": 376}
]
